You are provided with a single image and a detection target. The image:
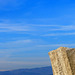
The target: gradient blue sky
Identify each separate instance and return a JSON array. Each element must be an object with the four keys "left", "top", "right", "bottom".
[{"left": 0, "top": 0, "right": 75, "bottom": 70}]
